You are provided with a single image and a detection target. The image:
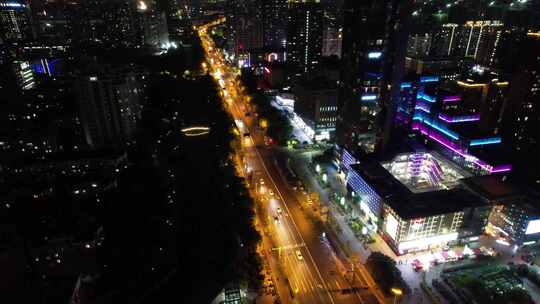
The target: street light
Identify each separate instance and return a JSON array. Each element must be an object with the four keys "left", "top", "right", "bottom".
[{"left": 391, "top": 288, "right": 402, "bottom": 304}]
